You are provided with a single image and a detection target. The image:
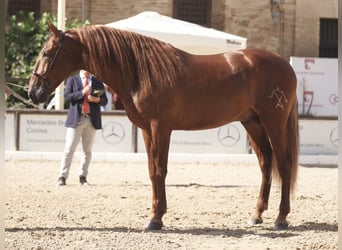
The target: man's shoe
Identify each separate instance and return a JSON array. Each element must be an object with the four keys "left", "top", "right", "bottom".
[
  {"left": 79, "top": 176, "right": 88, "bottom": 185},
  {"left": 58, "top": 177, "right": 66, "bottom": 186}
]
